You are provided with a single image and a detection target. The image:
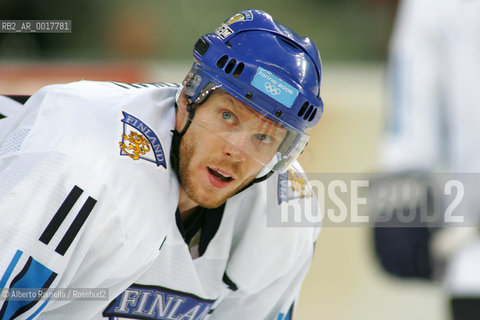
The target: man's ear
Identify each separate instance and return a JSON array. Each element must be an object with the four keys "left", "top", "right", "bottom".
[
  {"left": 176, "top": 88, "right": 187, "bottom": 109},
  {"left": 175, "top": 88, "right": 188, "bottom": 130}
]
